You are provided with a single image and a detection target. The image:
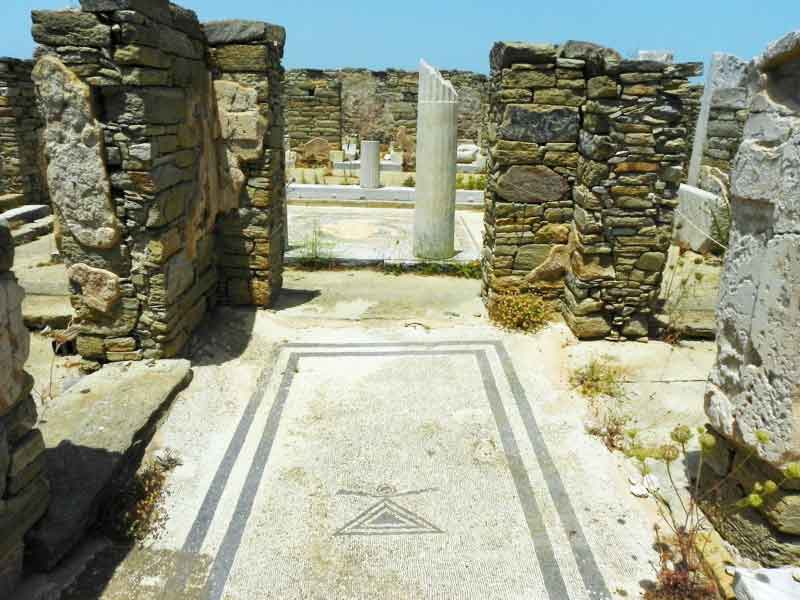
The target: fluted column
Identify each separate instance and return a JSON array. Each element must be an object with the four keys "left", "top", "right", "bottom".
[{"left": 414, "top": 60, "right": 458, "bottom": 259}]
